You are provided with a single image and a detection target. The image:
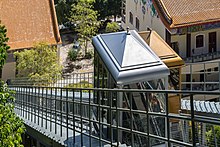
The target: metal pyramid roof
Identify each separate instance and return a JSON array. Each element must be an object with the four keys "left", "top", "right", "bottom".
[{"left": 92, "top": 30, "right": 169, "bottom": 85}]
